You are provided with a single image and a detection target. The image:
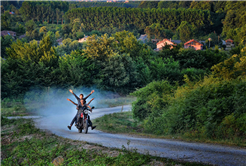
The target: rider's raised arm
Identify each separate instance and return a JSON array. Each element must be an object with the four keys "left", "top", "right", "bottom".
[
  {"left": 84, "top": 90, "right": 95, "bottom": 100},
  {"left": 67, "top": 98, "right": 78, "bottom": 106},
  {"left": 69, "top": 89, "right": 80, "bottom": 100},
  {"left": 87, "top": 105, "right": 92, "bottom": 112},
  {"left": 87, "top": 98, "right": 94, "bottom": 105}
]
